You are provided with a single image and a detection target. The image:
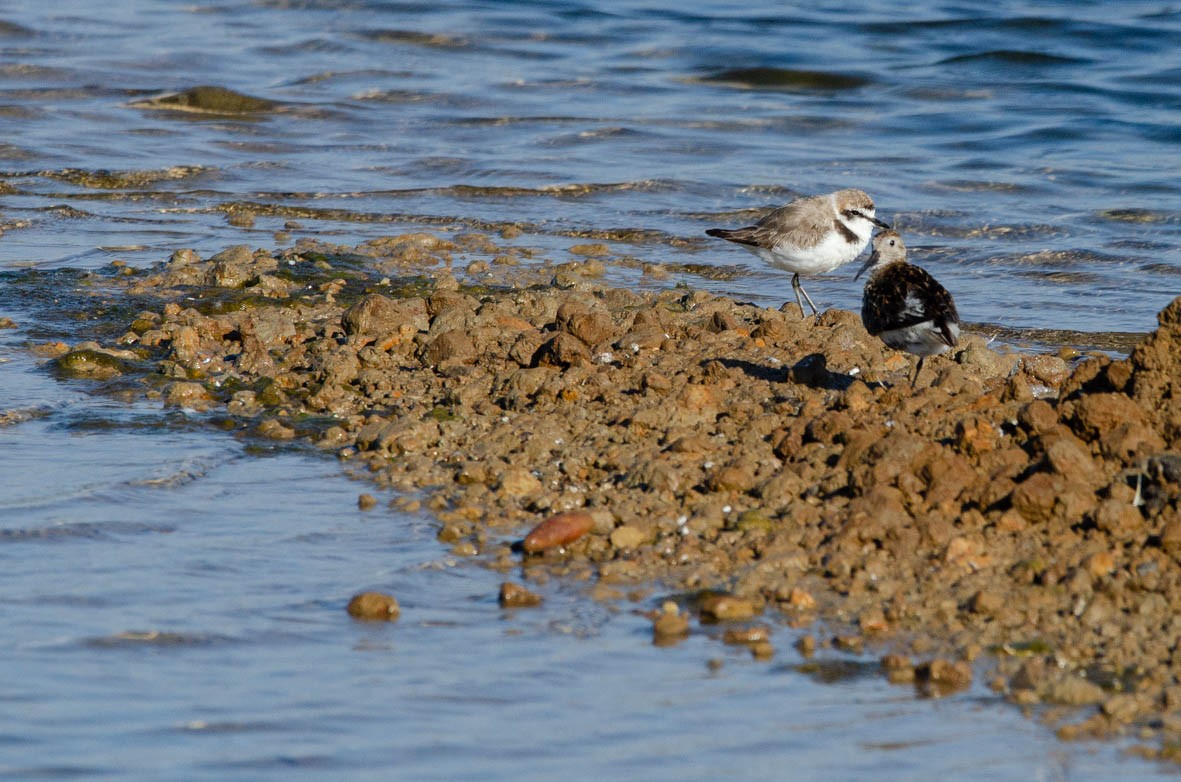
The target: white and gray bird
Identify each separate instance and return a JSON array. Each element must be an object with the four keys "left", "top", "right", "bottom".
[
  {"left": 856, "top": 229, "right": 960, "bottom": 386},
  {"left": 706, "top": 188, "right": 890, "bottom": 318}
]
